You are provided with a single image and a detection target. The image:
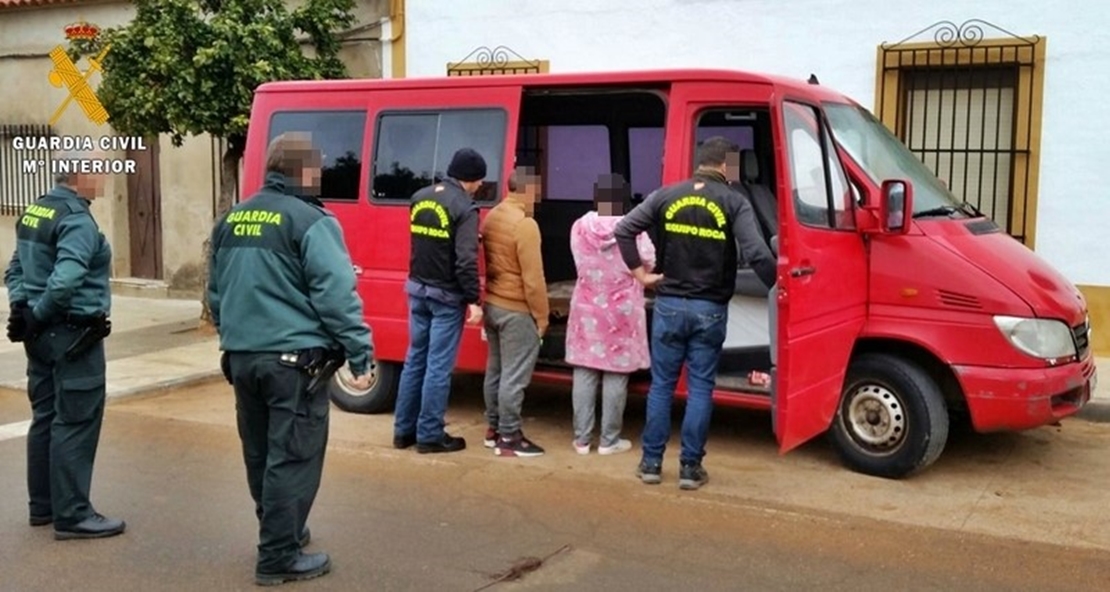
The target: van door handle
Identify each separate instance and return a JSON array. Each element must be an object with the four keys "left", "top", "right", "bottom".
[{"left": 790, "top": 266, "right": 816, "bottom": 278}]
